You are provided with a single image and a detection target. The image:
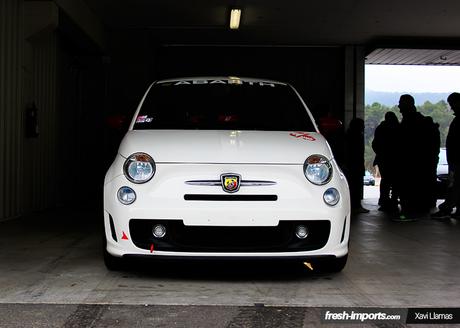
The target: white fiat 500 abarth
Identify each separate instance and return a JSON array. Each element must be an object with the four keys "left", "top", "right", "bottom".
[{"left": 103, "top": 77, "right": 350, "bottom": 271}]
